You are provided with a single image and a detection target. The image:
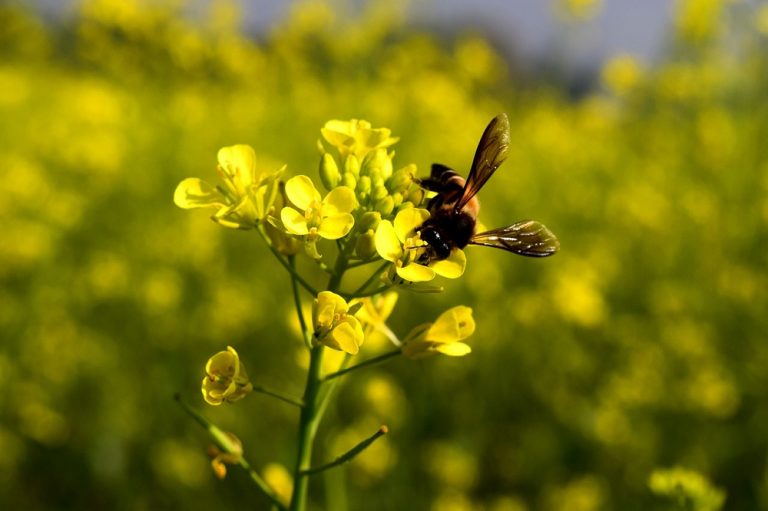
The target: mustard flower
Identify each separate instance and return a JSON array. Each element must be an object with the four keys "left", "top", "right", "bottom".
[
  {"left": 374, "top": 208, "right": 466, "bottom": 283},
  {"left": 174, "top": 145, "right": 283, "bottom": 229},
  {"left": 201, "top": 346, "right": 253, "bottom": 405},
  {"left": 280, "top": 176, "right": 357, "bottom": 241},
  {"left": 401, "top": 306, "right": 476, "bottom": 358},
  {"left": 321, "top": 119, "right": 399, "bottom": 159},
  {"left": 312, "top": 291, "right": 365, "bottom": 355},
  {"left": 352, "top": 291, "right": 399, "bottom": 345}
]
